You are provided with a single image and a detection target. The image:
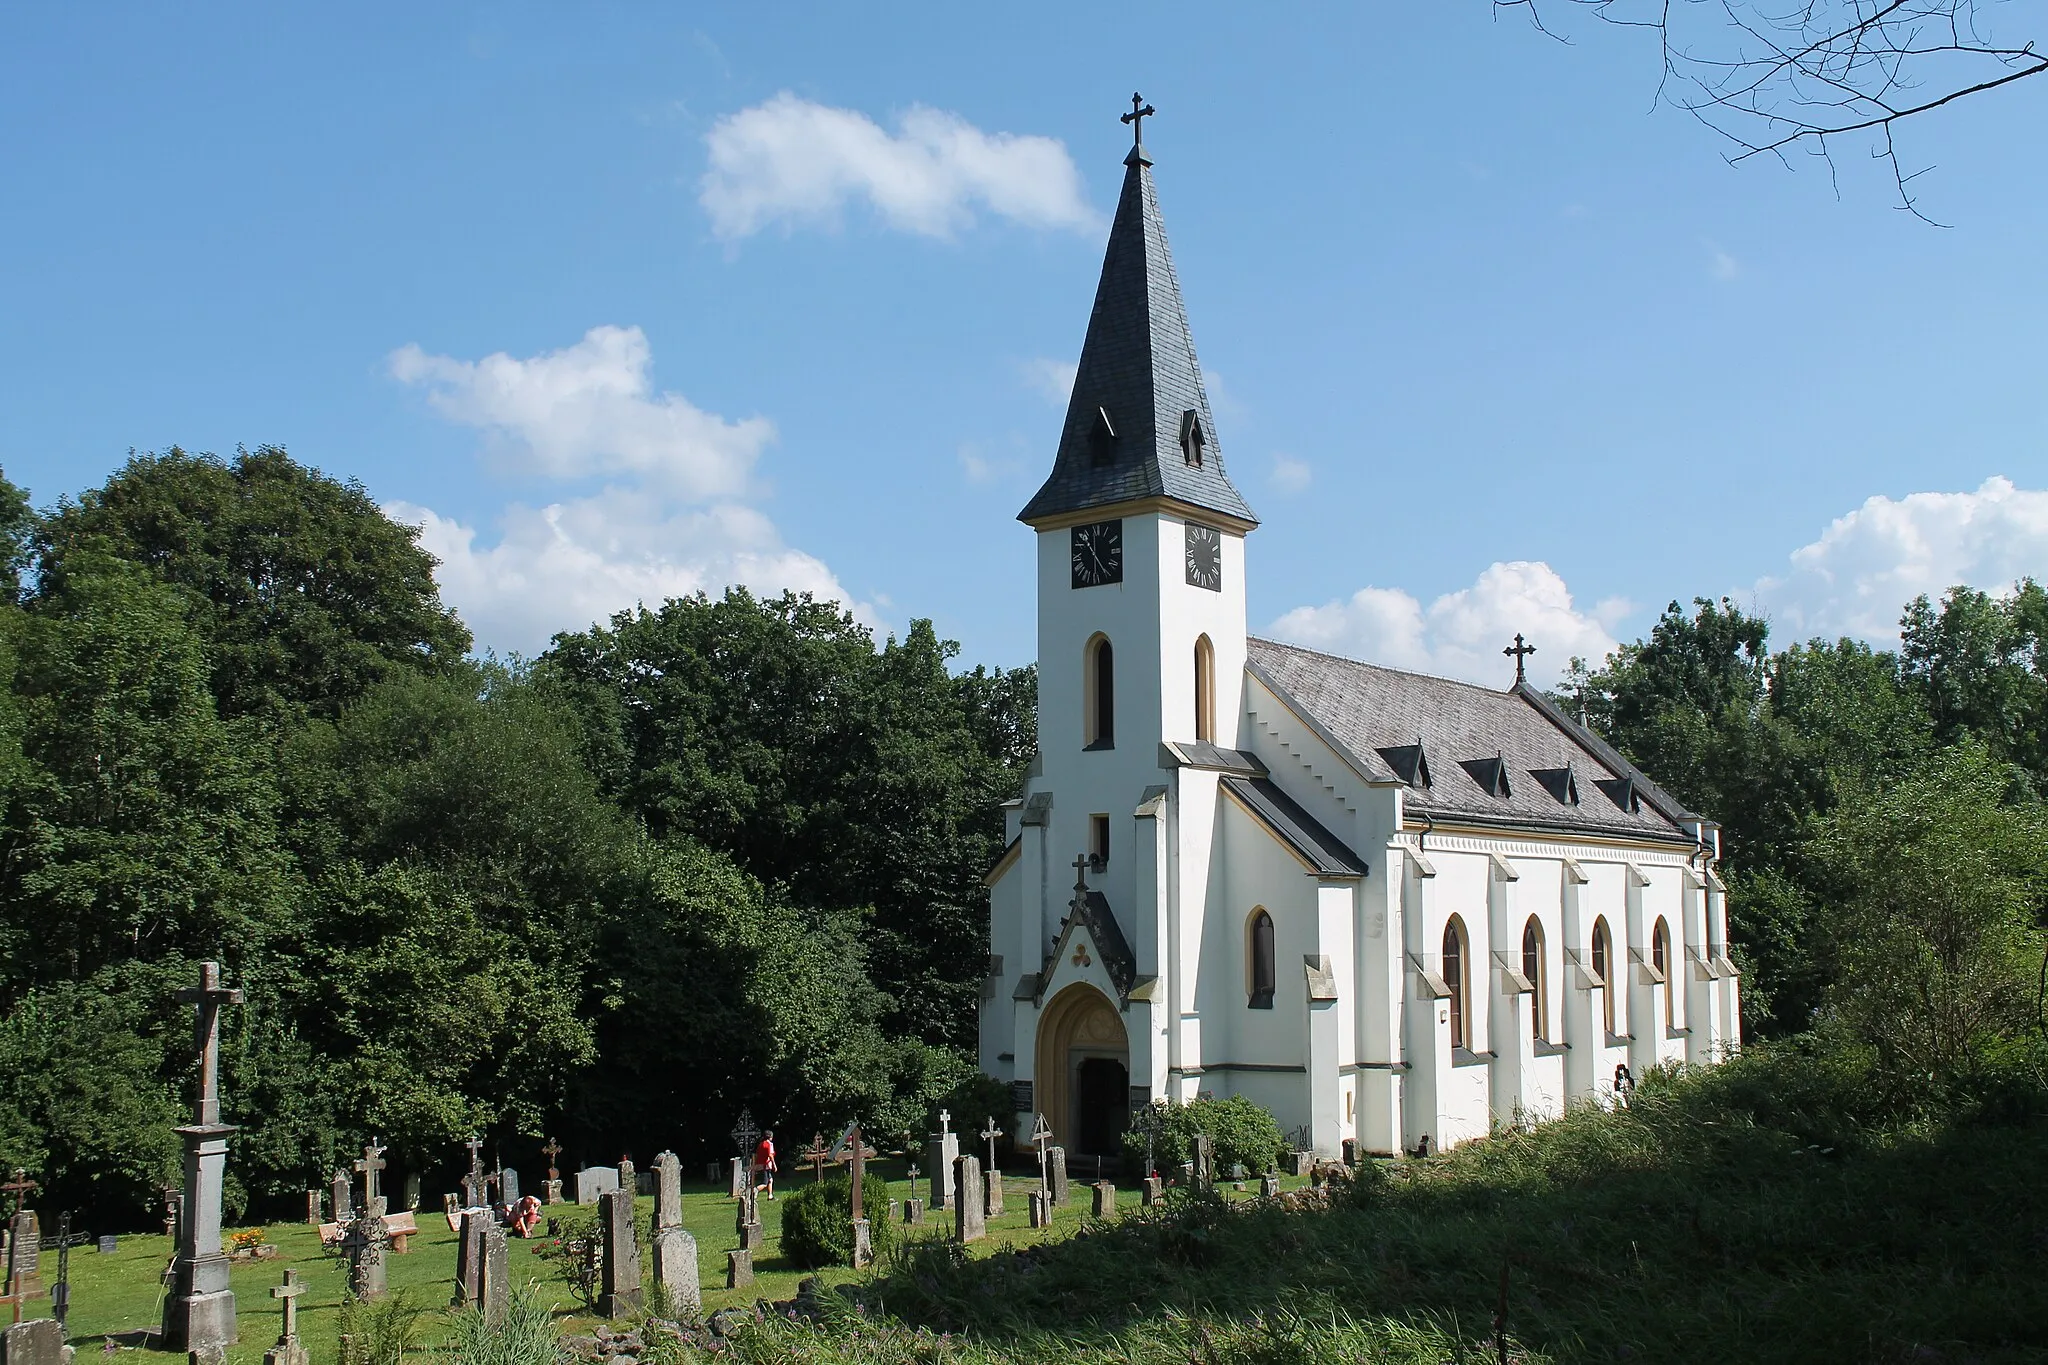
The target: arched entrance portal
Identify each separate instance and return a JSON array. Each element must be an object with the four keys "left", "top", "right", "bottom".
[{"left": 1036, "top": 984, "right": 1130, "bottom": 1158}]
